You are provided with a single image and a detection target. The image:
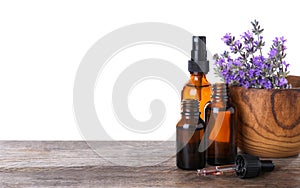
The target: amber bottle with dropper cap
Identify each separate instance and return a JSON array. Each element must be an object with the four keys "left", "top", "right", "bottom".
[
  {"left": 176, "top": 99, "right": 206, "bottom": 170},
  {"left": 181, "top": 36, "right": 211, "bottom": 120},
  {"left": 205, "top": 83, "right": 237, "bottom": 165}
]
